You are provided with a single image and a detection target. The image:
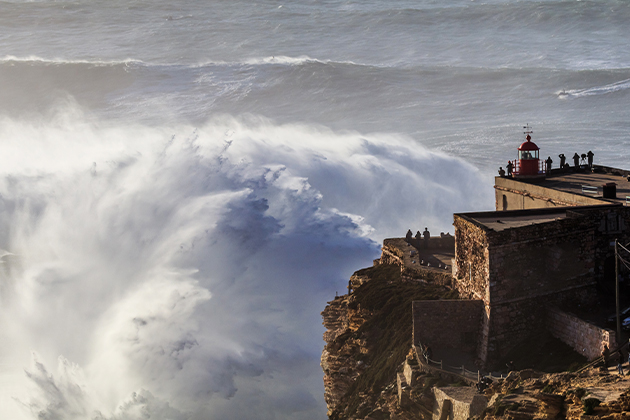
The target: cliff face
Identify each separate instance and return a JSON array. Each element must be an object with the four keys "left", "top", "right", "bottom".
[
  {"left": 322, "top": 236, "right": 630, "bottom": 420},
  {"left": 321, "top": 292, "right": 369, "bottom": 416},
  {"left": 321, "top": 263, "right": 457, "bottom": 420}
]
